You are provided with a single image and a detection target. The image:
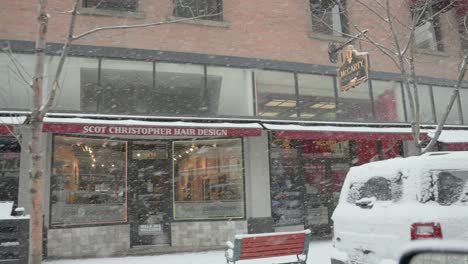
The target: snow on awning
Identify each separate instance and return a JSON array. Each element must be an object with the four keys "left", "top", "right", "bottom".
[
  {"left": 428, "top": 130, "right": 468, "bottom": 144},
  {"left": 0, "top": 116, "right": 26, "bottom": 135},
  {"left": 43, "top": 117, "right": 263, "bottom": 137},
  {"left": 264, "top": 123, "right": 423, "bottom": 140}
]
